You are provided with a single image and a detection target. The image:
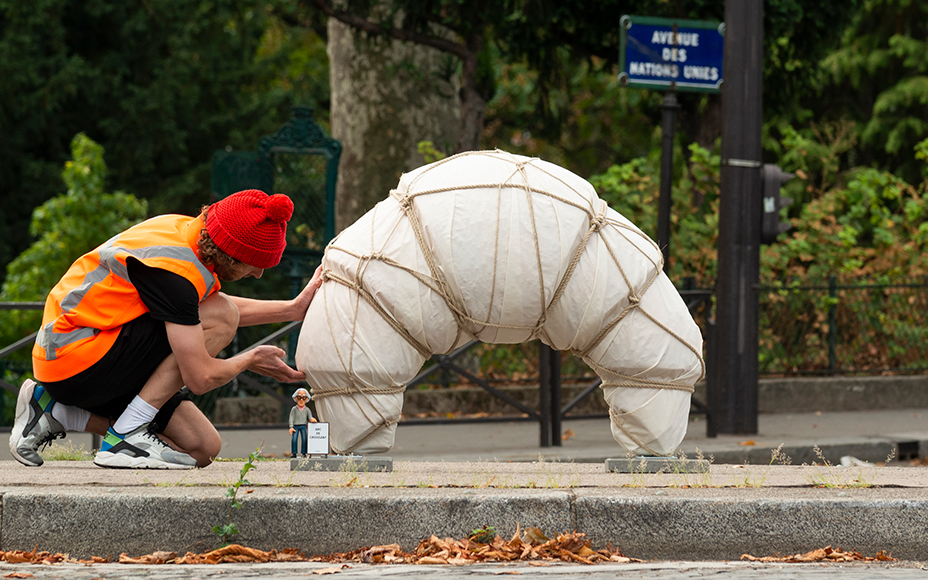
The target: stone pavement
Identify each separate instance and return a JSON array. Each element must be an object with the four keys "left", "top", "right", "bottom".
[
  {"left": 1, "top": 560, "right": 927, "bottom": 580},
  {"left": 220, "top": 407, "right": 928, "bottom": 465},
  {"left": 0, "top": 408, "right": 927, "bottom": 567}
]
